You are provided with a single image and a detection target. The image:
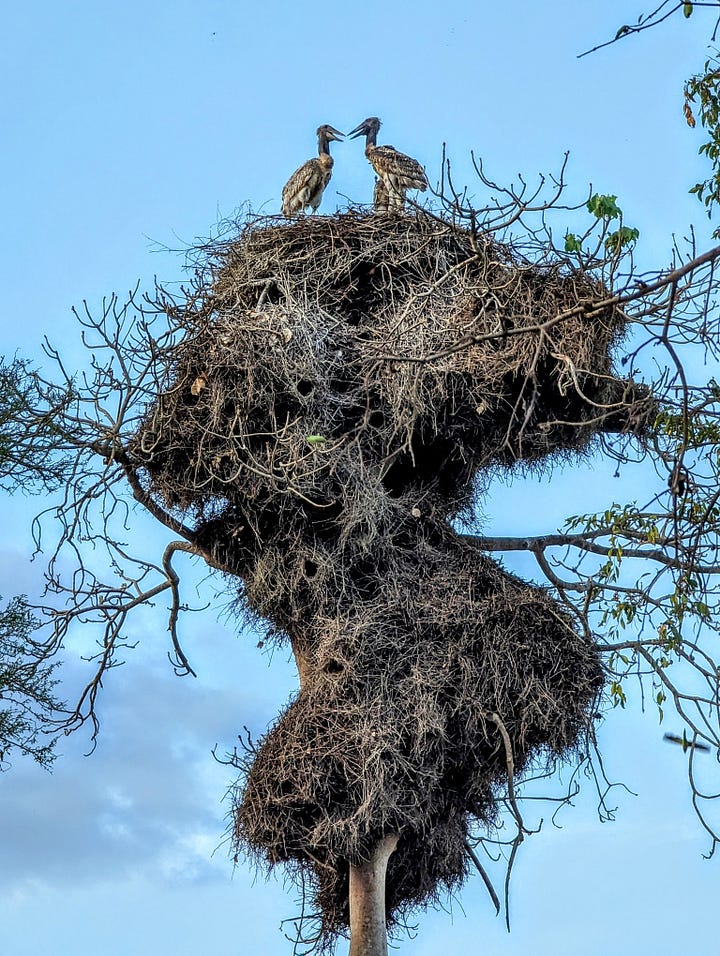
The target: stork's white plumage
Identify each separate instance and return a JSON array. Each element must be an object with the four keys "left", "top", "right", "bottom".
[
  {"left": 349, "top": 117, "right": 428, "bottom": 211},
  {"left": 282, "top": 124, "right": 344, "bottom": 217}
]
